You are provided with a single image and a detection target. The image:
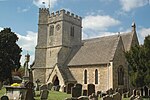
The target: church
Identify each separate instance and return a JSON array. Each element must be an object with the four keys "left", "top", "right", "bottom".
[{"left": 33, "top": 8, "right": 139, "bottom": 92}]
